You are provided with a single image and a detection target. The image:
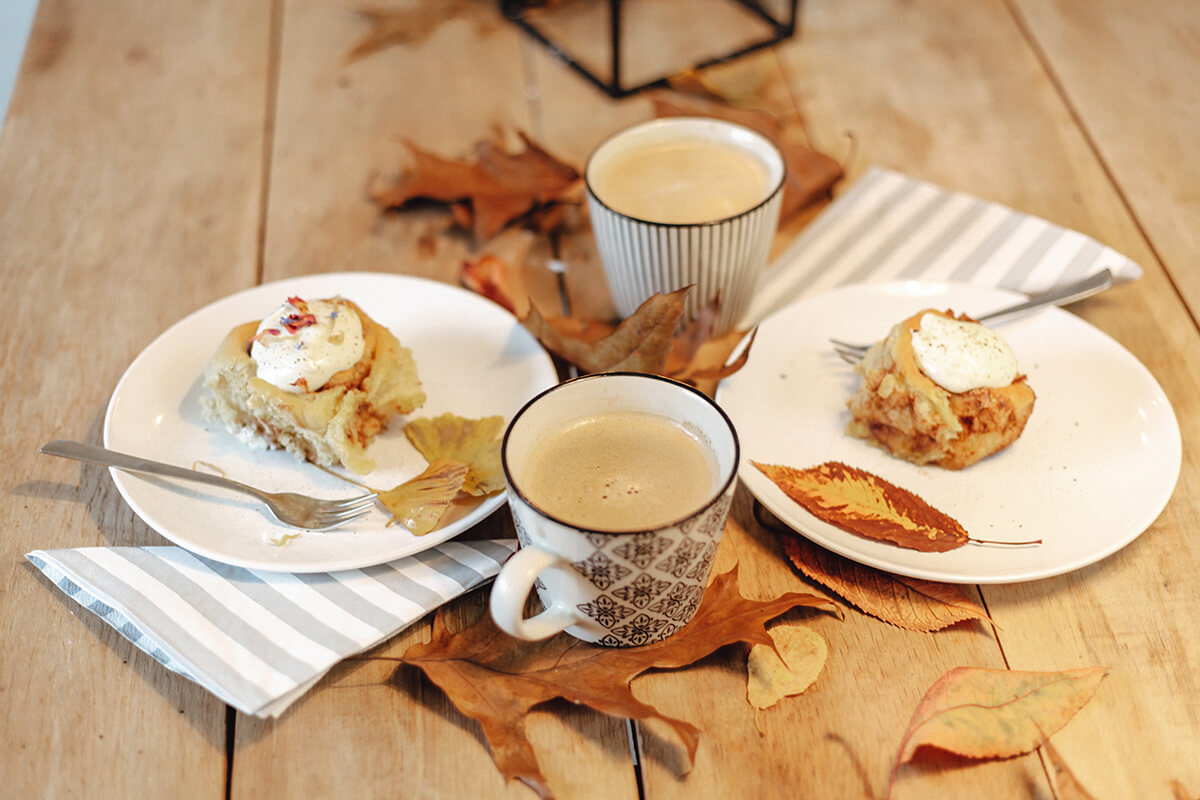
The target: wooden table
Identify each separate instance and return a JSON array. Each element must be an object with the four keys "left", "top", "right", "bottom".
[{"left": 3, "top": 1, "right": 1198, "bottom": 797}]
